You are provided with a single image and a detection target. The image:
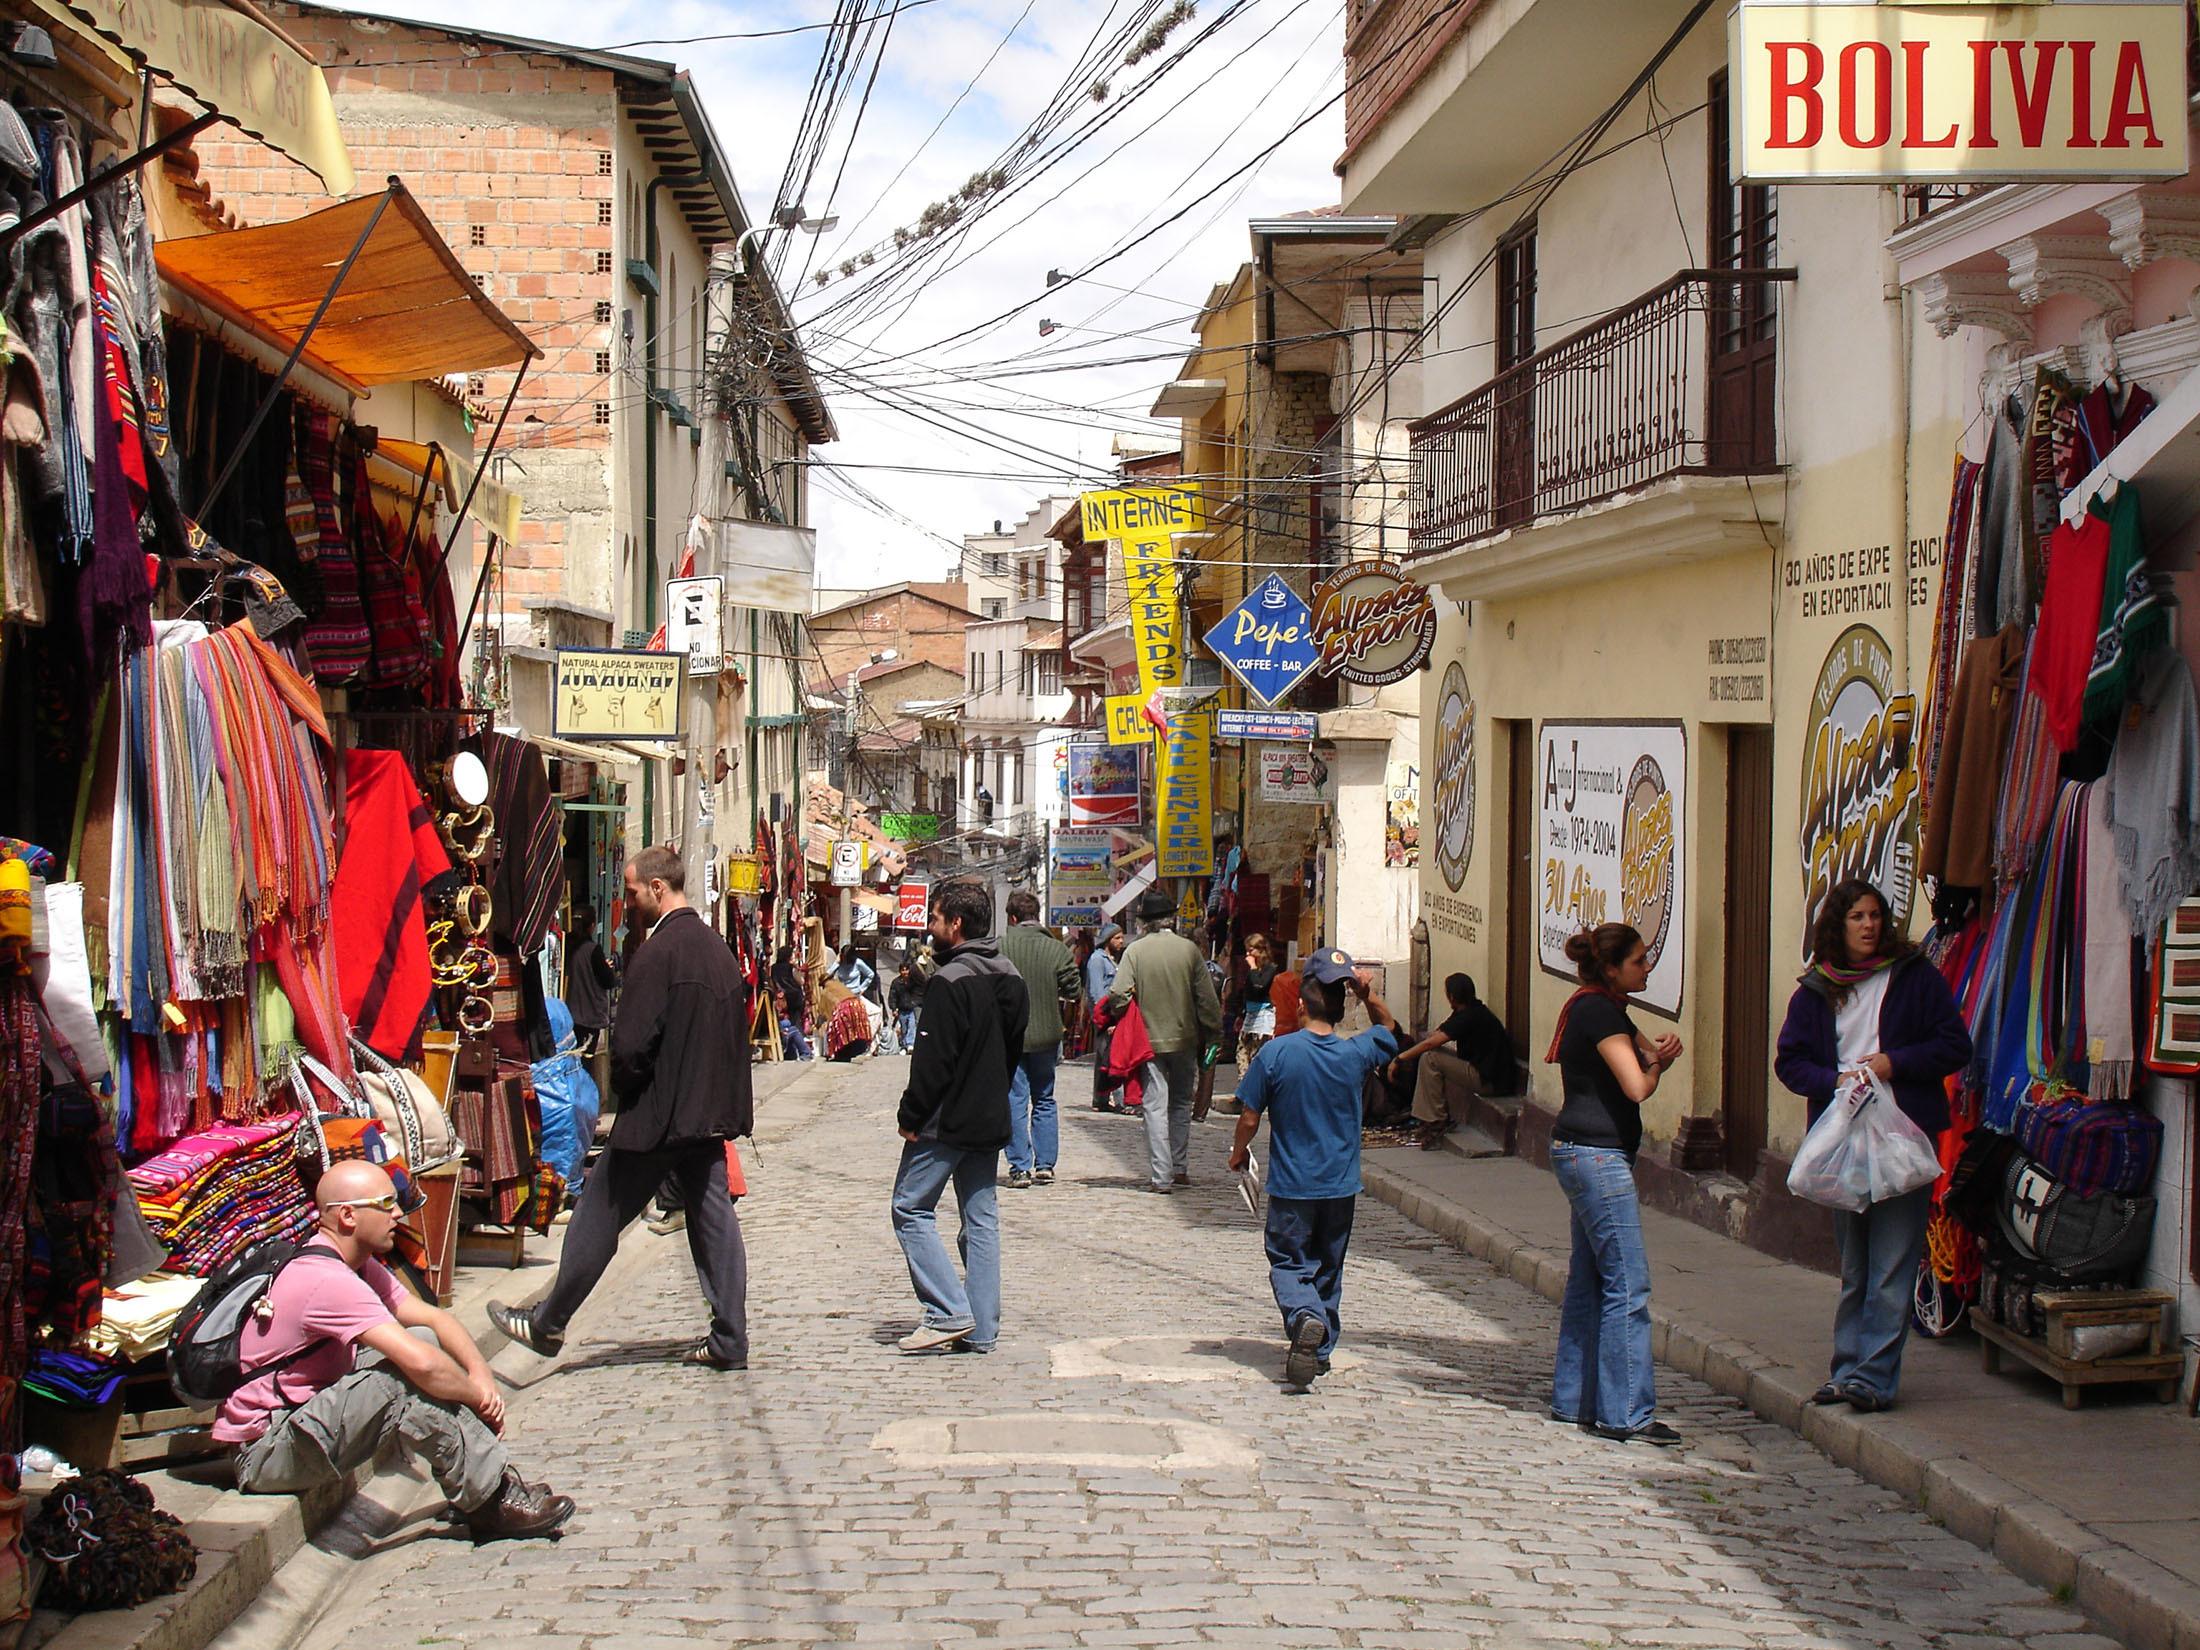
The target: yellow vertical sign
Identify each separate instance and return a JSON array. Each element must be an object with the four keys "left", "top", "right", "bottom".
[
  {"left": 1081, "top": 487, "right": 1201, "bottom": 702},
  {"left": 1156, "top": 710, "right": 1214, "bottom": 879},
  {"left": 1103, "top": 693, "right": 1149, "bottom": 746}
]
